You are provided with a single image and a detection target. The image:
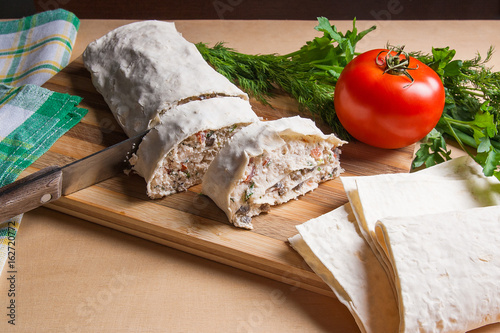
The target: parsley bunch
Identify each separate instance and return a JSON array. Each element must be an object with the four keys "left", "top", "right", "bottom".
[{"left": 412, "top": 47, "right": 500, "bottom": 179}]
